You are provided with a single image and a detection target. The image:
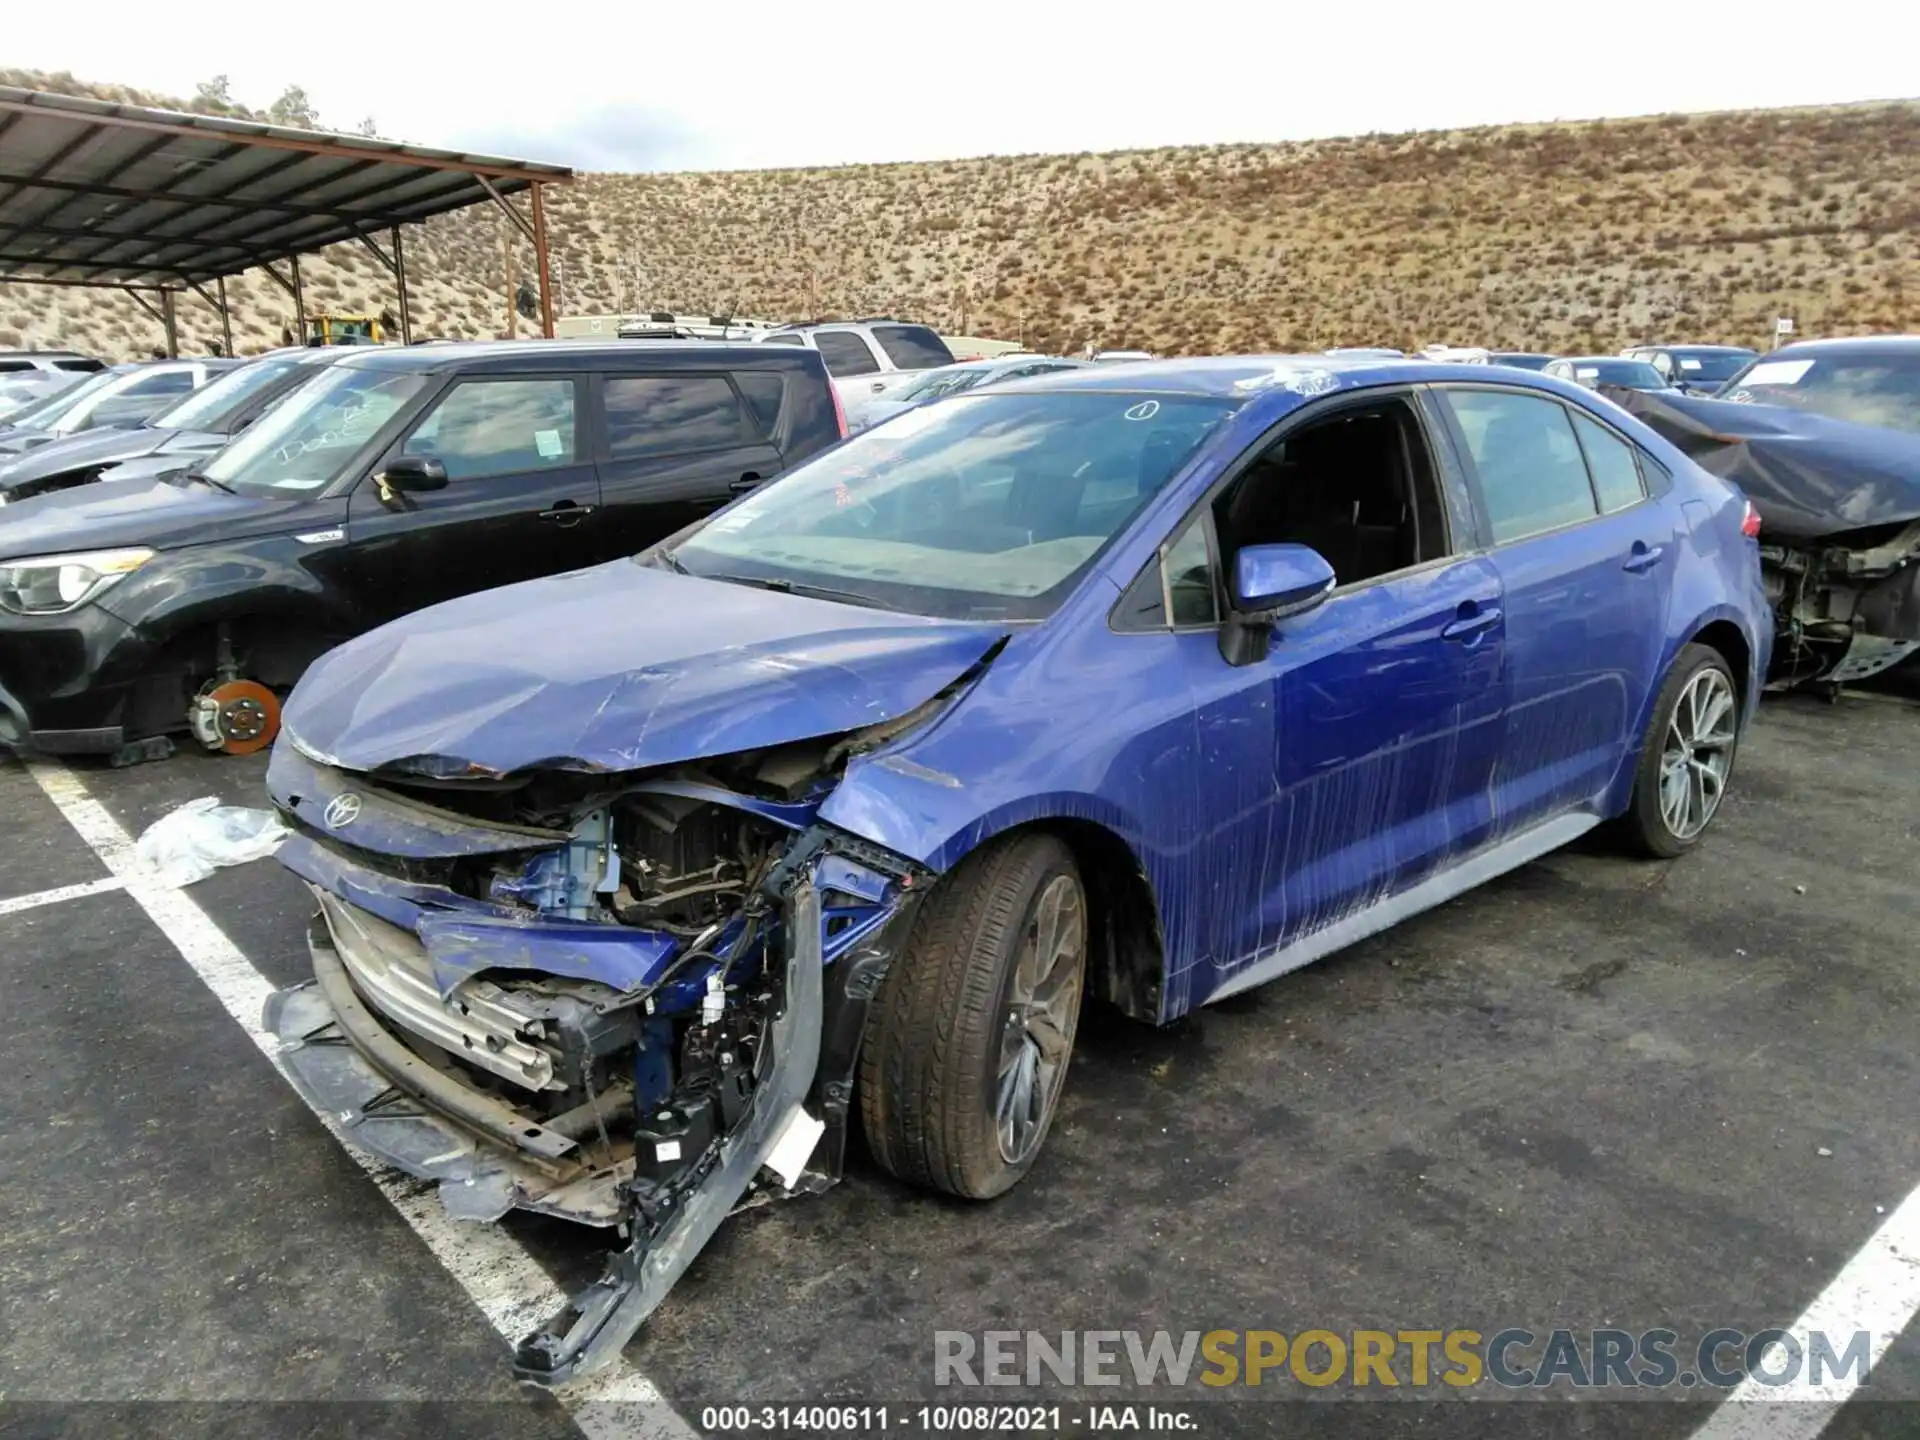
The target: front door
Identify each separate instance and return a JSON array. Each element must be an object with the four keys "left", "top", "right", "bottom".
[
  {"left": 1436, "top": 386, "right": 1678, "bottom": 828},
  {"left": 344, "top": 375, "right": 601, "bottom": 623}
]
